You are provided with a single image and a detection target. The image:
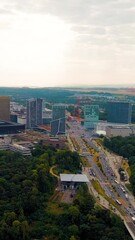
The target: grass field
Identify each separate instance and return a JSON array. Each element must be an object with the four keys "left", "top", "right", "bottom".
[
  {"left": 47, "top": 201, "right": 64, "bottom": 215},
  {"left": 81, "top": 156, "right": 91, "bottom": 167},
  {"left": 125, "top": 183, "right": 133, "bottom": 194}
]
